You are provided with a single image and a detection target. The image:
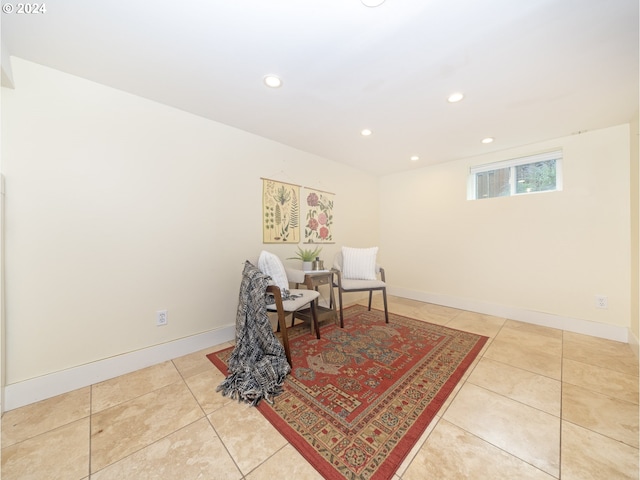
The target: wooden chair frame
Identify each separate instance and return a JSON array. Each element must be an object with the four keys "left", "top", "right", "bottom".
[
  {"left": 333, "top": 266, "right": 389, "bottom": 327},
  {"left": 266, "top": 284, "right": 319, "bottom": 367}
]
